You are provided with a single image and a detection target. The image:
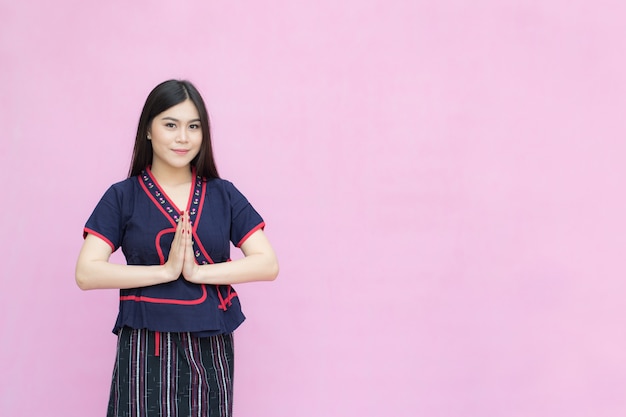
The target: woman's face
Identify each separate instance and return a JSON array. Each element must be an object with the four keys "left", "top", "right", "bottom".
[{"left": 148, "top": 99, "right": 202, "bottom": 172}]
